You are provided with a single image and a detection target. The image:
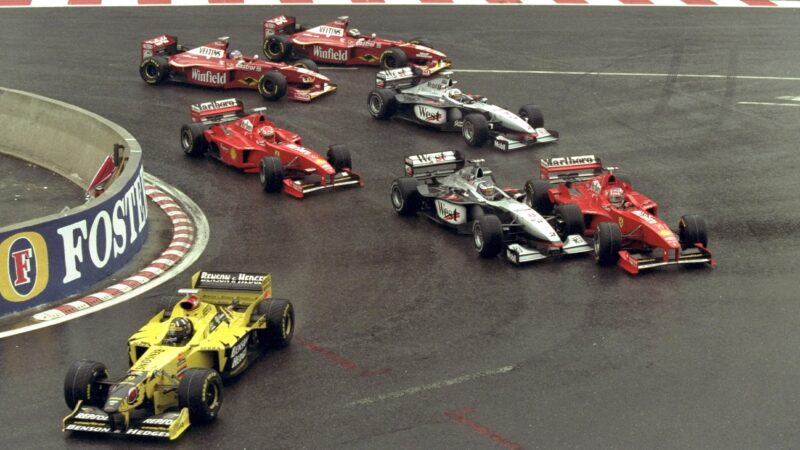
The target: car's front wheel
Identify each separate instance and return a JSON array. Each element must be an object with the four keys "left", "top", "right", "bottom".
[
  {"left": 259, "top": 156, "right": 284, "bottom": 193},
  {"left": 594, "top": 222, "right": 622, "bottom": 266},
  {"left": 327, "top": 145, "right": 352, "bottom": 172},
  {"left": 473, "top": 215, "right": 504, "bottom": 258},
  {"left": 554, "top": 203, "right": 585, "bottom": 240},
  {"left": 64, "top": 359, "right": 109, "bottom": 410},
  {"left": 462, "top": 114, "right": 490, "bottom": 147},
  {"left": 380, "top": 48, "right": 408, "bottom": 69},
  {"left": 258, "top": 71, "right": 288, "bottom": 101},
  {"left": 178, "top": 368, "right": 223, "bottom": 425},
  {"left": 678, "top": 214, "right": 708, "bottom": 249}
]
